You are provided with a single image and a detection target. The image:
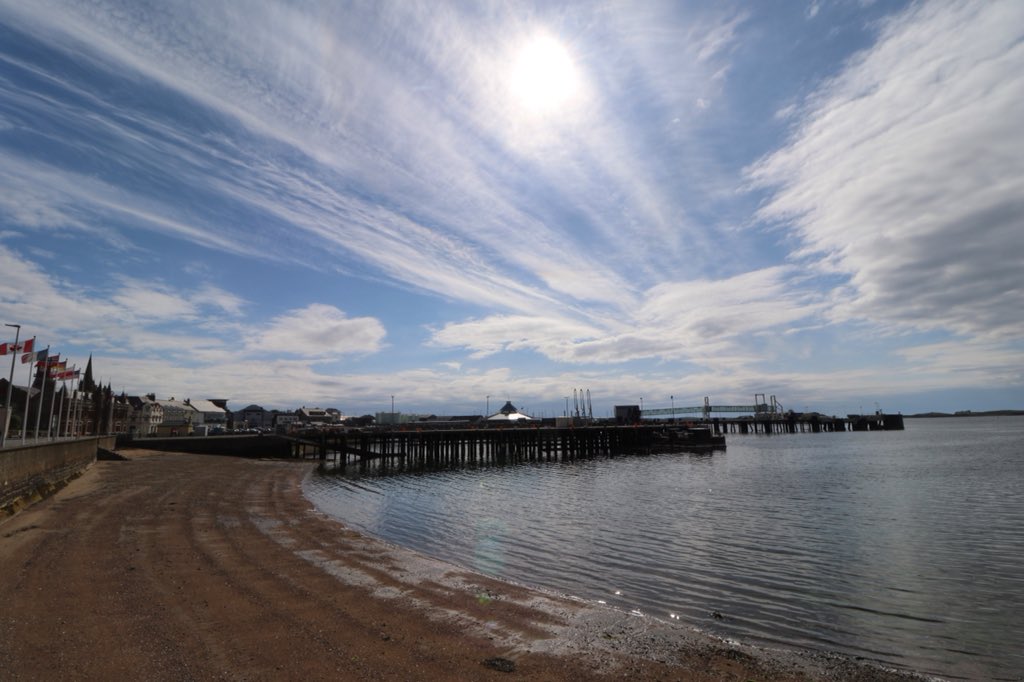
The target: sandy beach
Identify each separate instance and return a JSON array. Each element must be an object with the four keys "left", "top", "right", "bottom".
[{"left": 0, "top": 449, "right": 923, "bottom": 681}]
